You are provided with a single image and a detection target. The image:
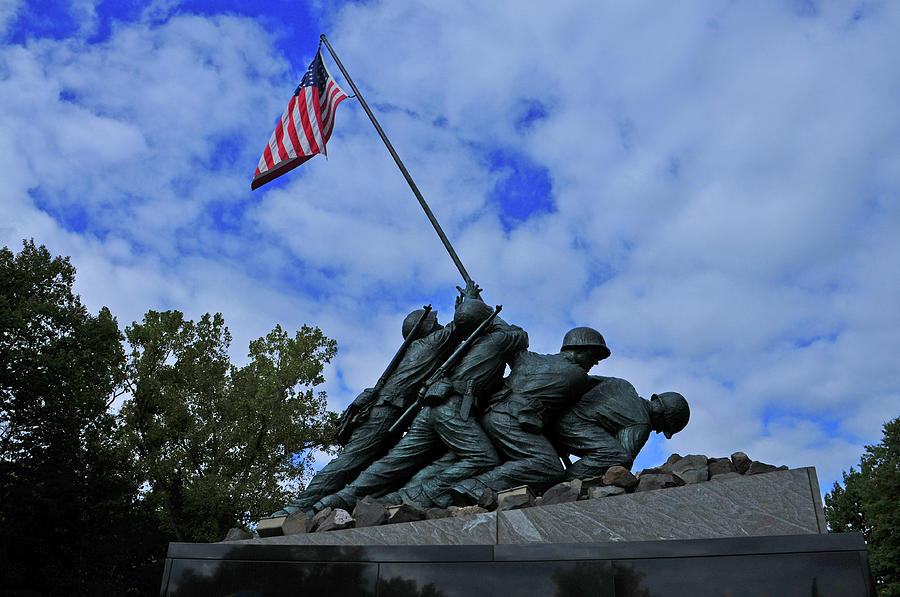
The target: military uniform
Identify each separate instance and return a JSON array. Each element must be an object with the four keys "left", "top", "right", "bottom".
[
  {"left": 278, "top": 323, "right": 458, "bottom": 515},
  {"left": 550, "top": 376, "right": 652, "bottom": 479},
  {"left": 315, "top": 316, "right": 528, "bottom": 510},
  {"left": 451, "top": 350, "right": 596, "bottom": 499}
]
